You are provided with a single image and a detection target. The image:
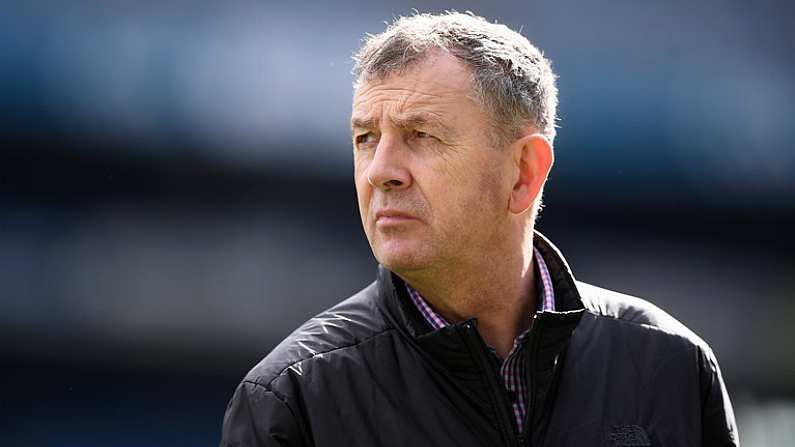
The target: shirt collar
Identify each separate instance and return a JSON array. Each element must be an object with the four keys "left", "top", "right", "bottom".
[{"left": 406, "top": 247, "right": 556, "bottom": 331}]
